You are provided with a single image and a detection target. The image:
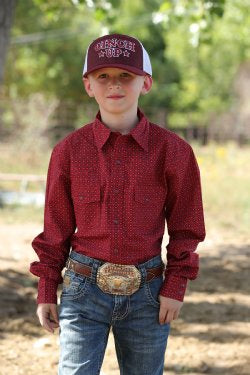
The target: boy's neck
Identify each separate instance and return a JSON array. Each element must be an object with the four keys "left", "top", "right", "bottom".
[{"left": 99, "top": 108, "right": 139, "bottom": 135}]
